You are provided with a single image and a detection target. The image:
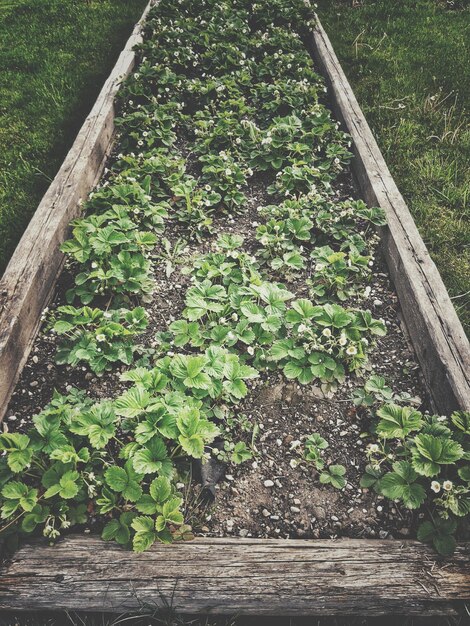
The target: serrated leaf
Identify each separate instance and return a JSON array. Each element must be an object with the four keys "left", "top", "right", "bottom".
[
  {"left": 131, "top": 516, "right": 156, "bottom": 553},
  {"left": 412, "top": 434, "right": 463, "bottom": 477},
  {"left": 376, "top": 404, "right": 423, "bottom": 439},
  {"left": 115, "top": 386, "right": 150, "bottom": 418},
  {"left": 149, "top": 476, "right": 172, "bottom": 503}
]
